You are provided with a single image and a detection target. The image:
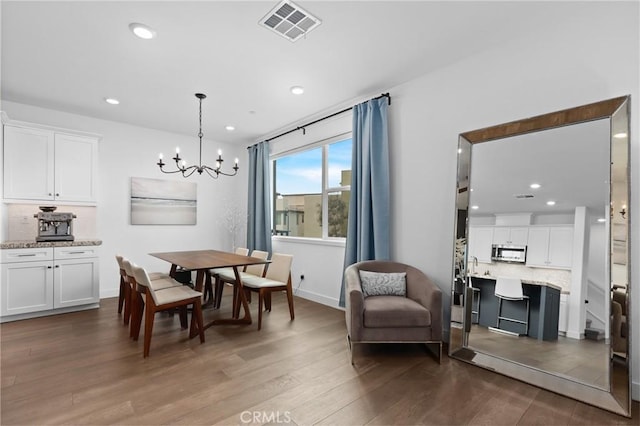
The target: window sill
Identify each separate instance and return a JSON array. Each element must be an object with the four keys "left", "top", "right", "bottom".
[{"left": 272, "top": 236, "right": 346, "bottom": 248}]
